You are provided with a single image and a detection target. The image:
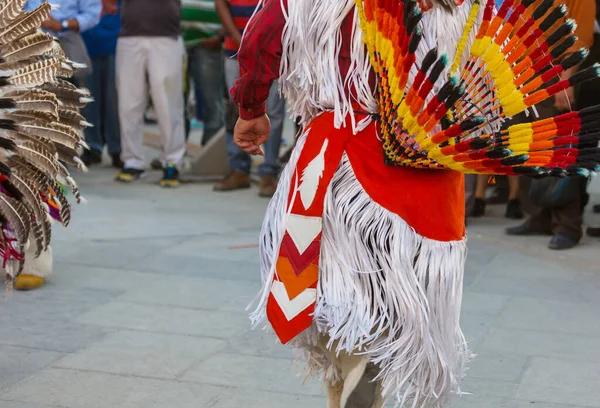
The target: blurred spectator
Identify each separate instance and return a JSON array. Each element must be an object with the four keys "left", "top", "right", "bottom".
[
  {"left": 575, "top": 2, "right": 600, "bottom": 215},
  {"left": 149, "top": 0, "right": 226, "bottom": 171},
  {"left": 213, "top": 0, "right": 285, "bottom": 198},
  {"left": 584, "top": 4, "right": 600, "bottom": 239},
  {"left": 80, "top": 0, "right": 123, "bottom": 168},
  {"left": 115, "top": 0, "right": 186, "bottom": 188},
  {"left": 470, "top": 175, "right": 523, "bottom": 220},
  {"left": 464, "top": 174, "right": 477, "bottom": 220},
  {"left": 25, "top": 0, "right": 101, "bottom": 80},
  {"left": 507, "top": 0, "right": 596, "bottom": 250},
  {"left": 181, "top": 0, "right": 225, "bottom": 145}
]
